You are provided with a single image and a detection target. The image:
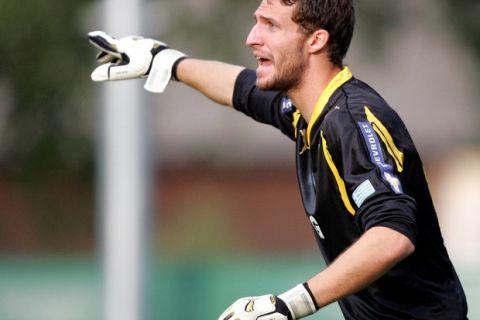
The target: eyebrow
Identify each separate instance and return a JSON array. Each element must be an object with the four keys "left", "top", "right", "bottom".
[{"left": 253, "top": 10, "right": 280, "bottom": 25}]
